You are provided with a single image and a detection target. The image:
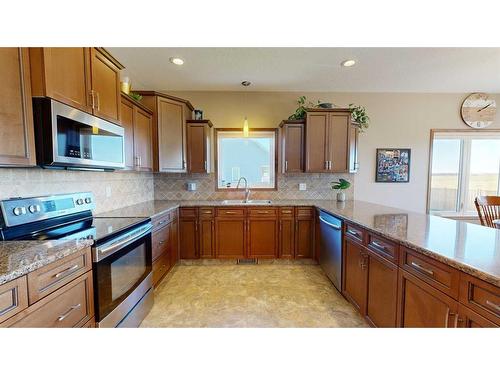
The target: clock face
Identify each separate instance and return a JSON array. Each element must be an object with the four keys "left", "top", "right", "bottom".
[{"left": 461, "top": 93, "right": 497, "bottom": 129}]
